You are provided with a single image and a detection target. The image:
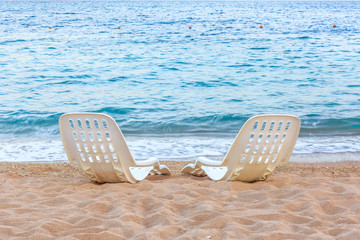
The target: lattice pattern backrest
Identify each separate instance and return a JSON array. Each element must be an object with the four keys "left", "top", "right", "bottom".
[
  {"left": 224, "top": 115, "right": 301, "bottom": 170},
  {"left": 59, "top": 113, "right": 134, "bottom": 168}
]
